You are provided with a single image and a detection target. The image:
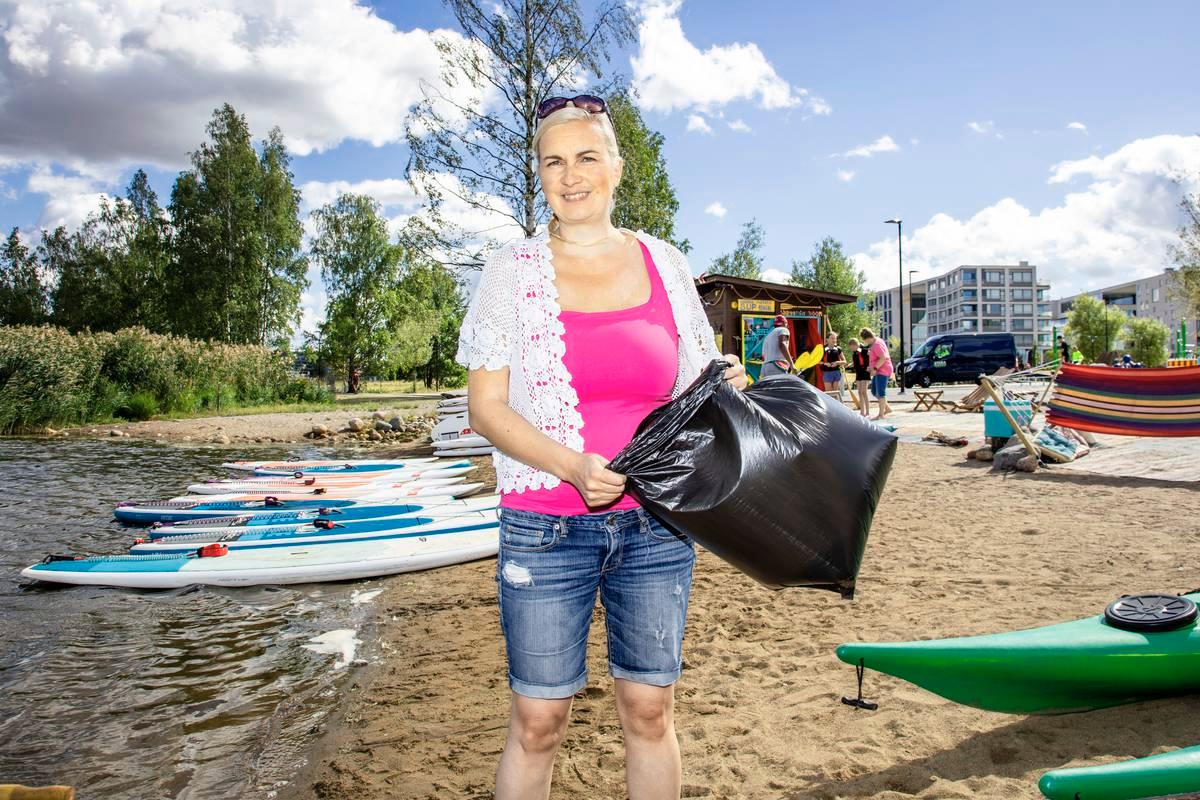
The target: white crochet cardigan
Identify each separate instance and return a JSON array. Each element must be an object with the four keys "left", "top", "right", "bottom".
[{"left": 455, "top": 230, "right": 721, "bottom": 494}]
